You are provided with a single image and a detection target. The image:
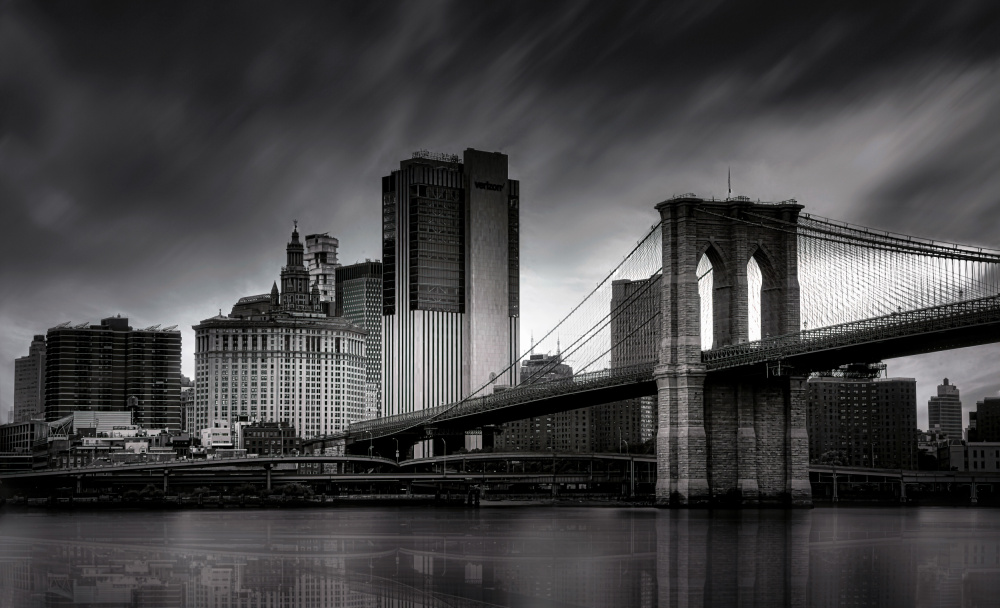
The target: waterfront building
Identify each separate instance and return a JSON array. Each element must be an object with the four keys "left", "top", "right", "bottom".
[
  {"left": 13, "top": 335, "right": 46, "bottom": 423},
  {"left": 381, "top": 149, "right": 520, "bottom": 416},
  {"left": 44, "top": 317, "right": 181, "bottom": 429},
  {"left": 192, "top": 226, "right": 366, "bottom": 440},
  {"left": 497, "top": 352, "right": 583, "bottom": 451},
  {"left": 200, "top": 419, "right": 234, "bottom": 449},
  {"left": 807, "top": 367, "right": 917, "bottom": 469},
  {"left": 973, "top": 396, "right": 1000, "bottom": 442},
  {"left": 948, "top": 441, "right": 1000, "bottom": 472},
  {"left": 304, "top": 232, "right": 340, "bottom": 305},
  {"left": 0, "top": 420, "right": 49, "bottom": 454},
  {"left": 241, "top": 420, "right": 300, "bottom": 455},
  {"left": 336, "top": 261, "right": 383, "bottom": 419},
  {"left": 928, "top": 378, "right": 963, "bottom": 440}
]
